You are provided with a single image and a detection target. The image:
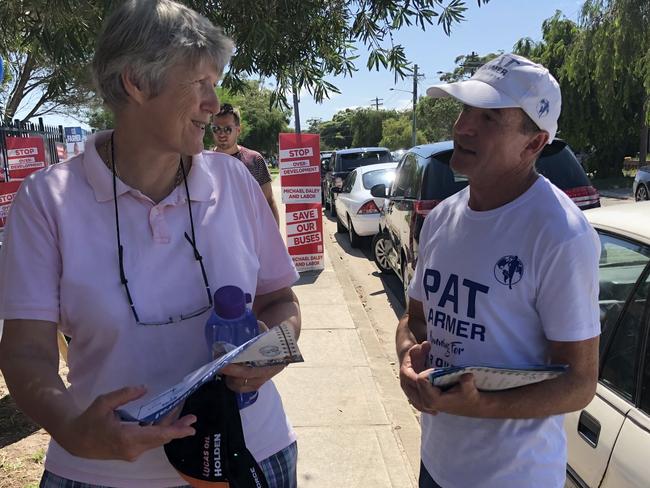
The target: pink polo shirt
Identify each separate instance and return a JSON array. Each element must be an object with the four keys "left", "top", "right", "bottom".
[{"left": 0, "top": 131, "right": 299, "bottom": 487}]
